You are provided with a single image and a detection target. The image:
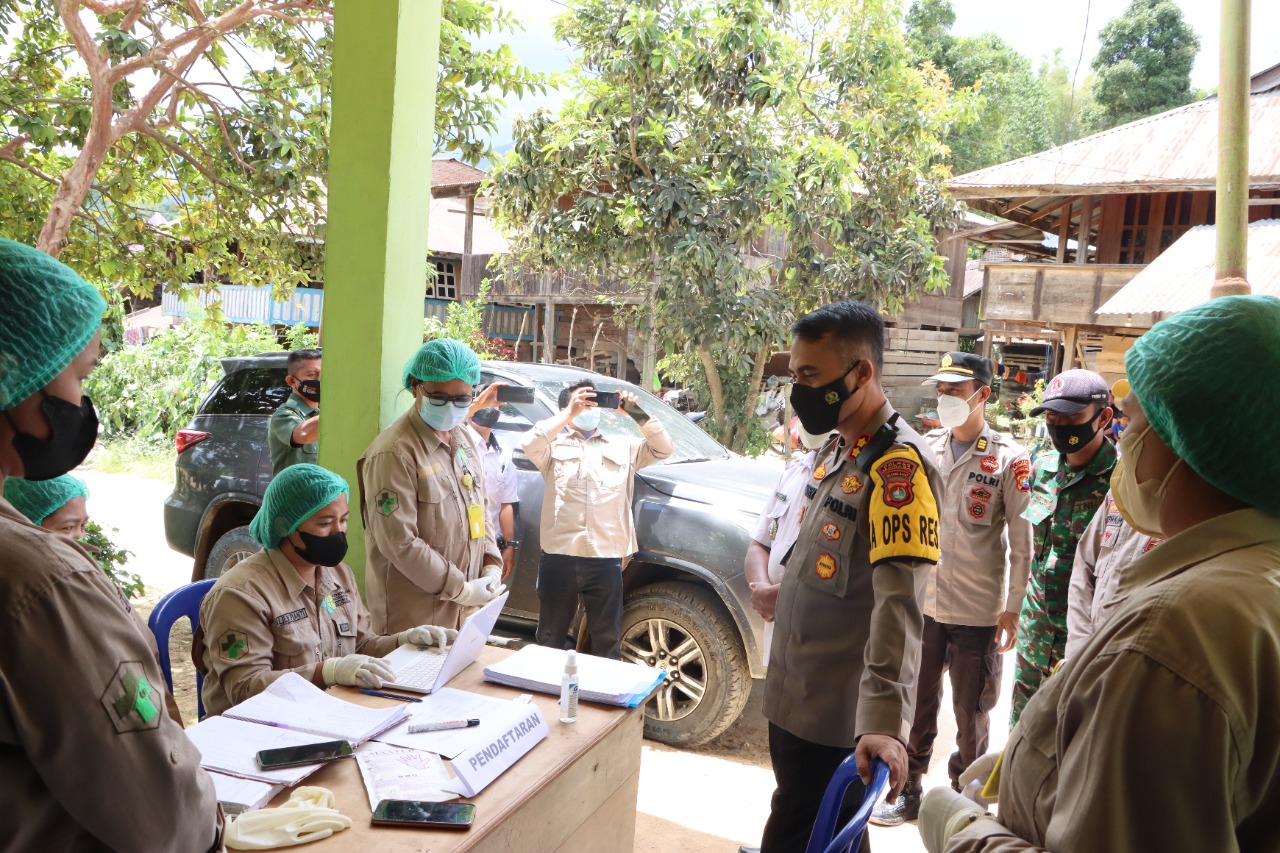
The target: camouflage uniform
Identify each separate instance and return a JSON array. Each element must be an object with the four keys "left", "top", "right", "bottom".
[{"left": 1010, "top": 439, "right": 1116, "bottom": 725}]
